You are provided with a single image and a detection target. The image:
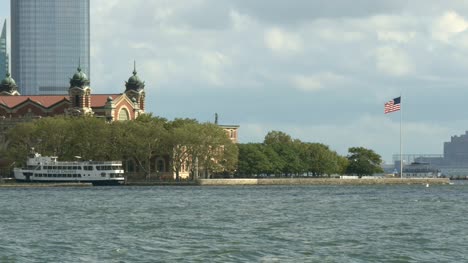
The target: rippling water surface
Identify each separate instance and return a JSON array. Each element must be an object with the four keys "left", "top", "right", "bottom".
[{"left": 1, "top": 184, "right": 468, "bottom": 262}]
